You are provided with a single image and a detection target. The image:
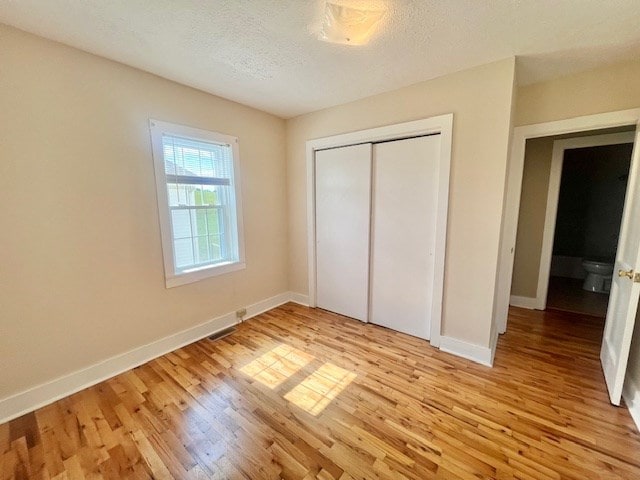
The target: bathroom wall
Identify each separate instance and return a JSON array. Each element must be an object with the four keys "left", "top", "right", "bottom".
[
  {"left": 552, "top": 150, "right": 591, "bottom": 258},
  {"left": 583, "top": 144, "right": 633, "bottom": 258},
  {"left": 551, "top": 143, "right": 632, "bottom": 276}
]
